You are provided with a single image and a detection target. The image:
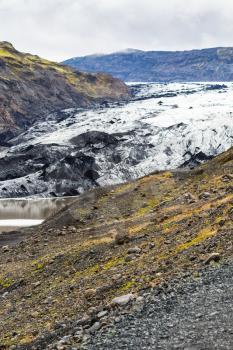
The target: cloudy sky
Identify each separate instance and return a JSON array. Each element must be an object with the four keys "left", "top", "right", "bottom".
[{"left": 0, "top": 0, "right": 233, "bottom": 61}]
